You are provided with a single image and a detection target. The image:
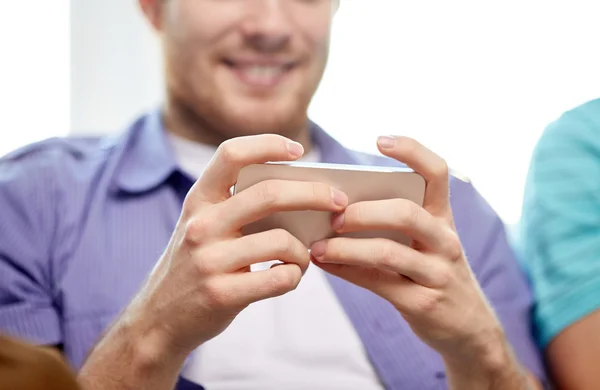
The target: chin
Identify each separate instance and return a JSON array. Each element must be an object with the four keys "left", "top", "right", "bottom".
[
  {"left": 219, "top": 100, "right": 308, "bottom": 137},
  {"left": 222, "top": 113, "right": 305, "bottom": 138}
]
